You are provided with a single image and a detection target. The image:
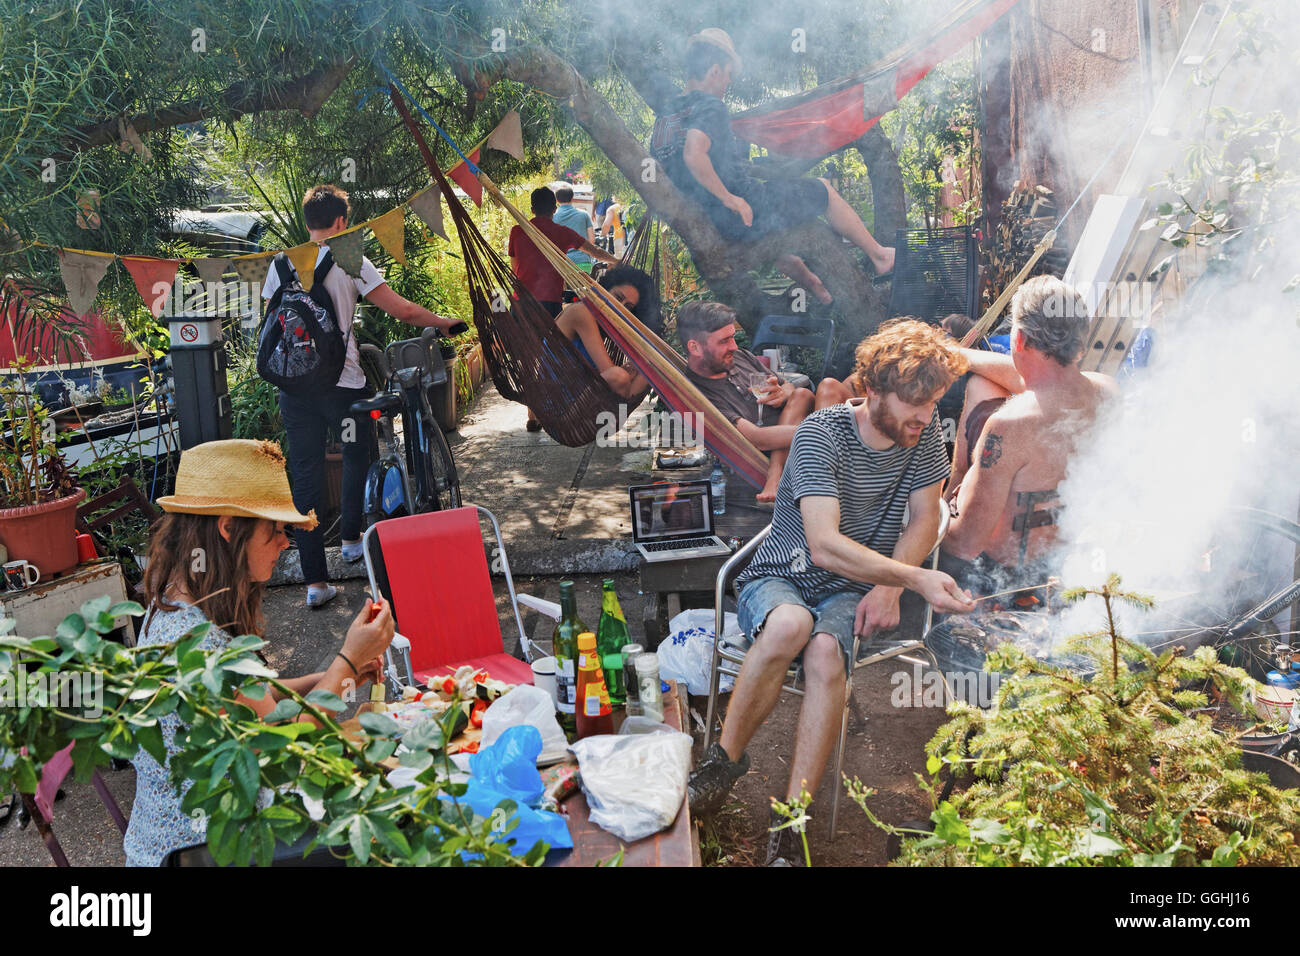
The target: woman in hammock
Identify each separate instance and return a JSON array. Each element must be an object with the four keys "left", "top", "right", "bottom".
[{"left": 555, "top": 264, "right": 652, "bottom": 399}]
